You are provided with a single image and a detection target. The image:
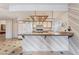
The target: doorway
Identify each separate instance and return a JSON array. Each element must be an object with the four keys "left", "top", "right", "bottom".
[{"left": 0, "top": 20, "right": 6, "bottom": 40}]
